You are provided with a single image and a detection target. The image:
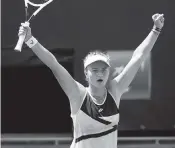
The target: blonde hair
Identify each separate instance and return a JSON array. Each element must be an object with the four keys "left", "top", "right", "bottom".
[{"left": 83, "top": 50, "right": 110, "bottom": 69}]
